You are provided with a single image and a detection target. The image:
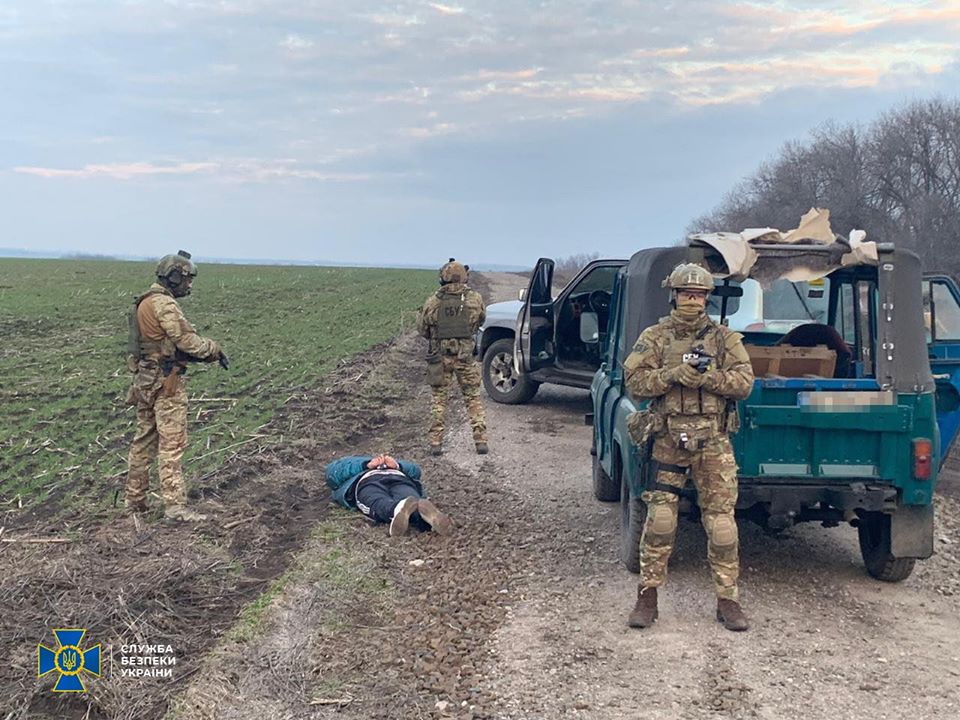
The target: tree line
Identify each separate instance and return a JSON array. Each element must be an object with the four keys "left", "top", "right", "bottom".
[{"left": 689, "top": 97, "right": 960, "bottom": 277}]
